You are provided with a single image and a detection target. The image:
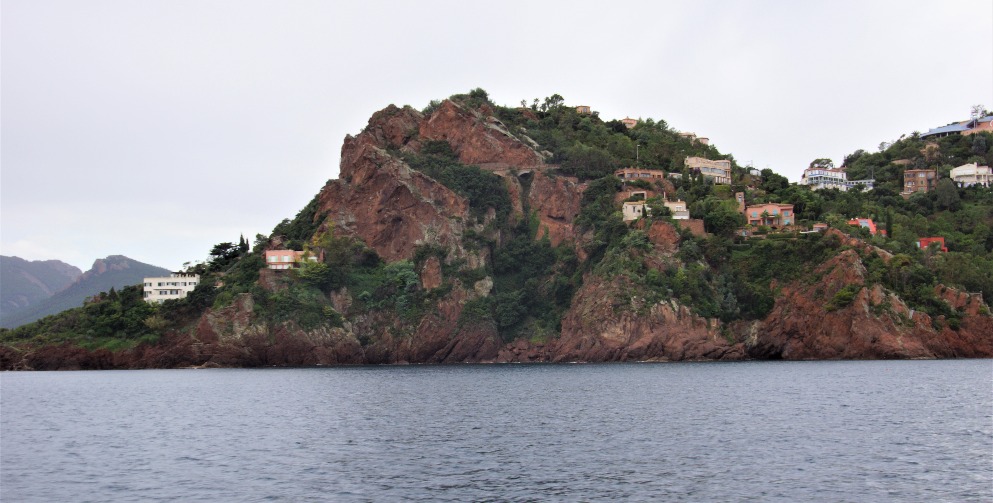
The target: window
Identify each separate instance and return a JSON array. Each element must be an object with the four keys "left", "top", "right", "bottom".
[{"left": 268, "top": 256, "right": 277, "bottom": 262}]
